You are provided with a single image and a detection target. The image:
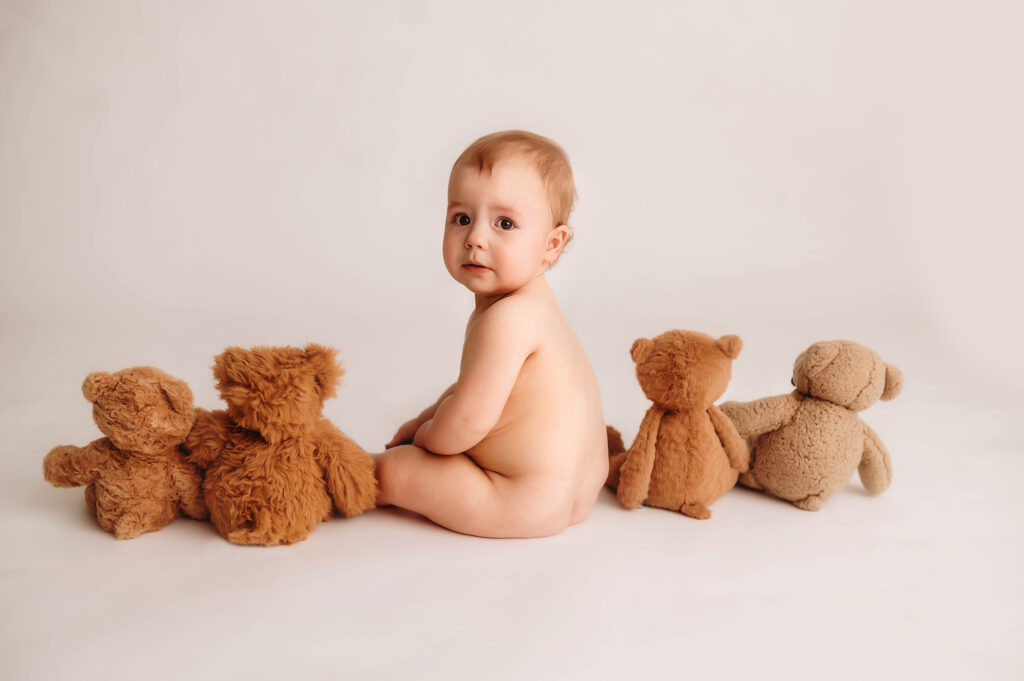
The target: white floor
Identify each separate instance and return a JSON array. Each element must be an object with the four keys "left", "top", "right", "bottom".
[
  {"left": 3, "top": 2, "right": 1022, "bottom": 677},
  {"left": 2, "top": 346, "right": 1021, "bottom": 681}
]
